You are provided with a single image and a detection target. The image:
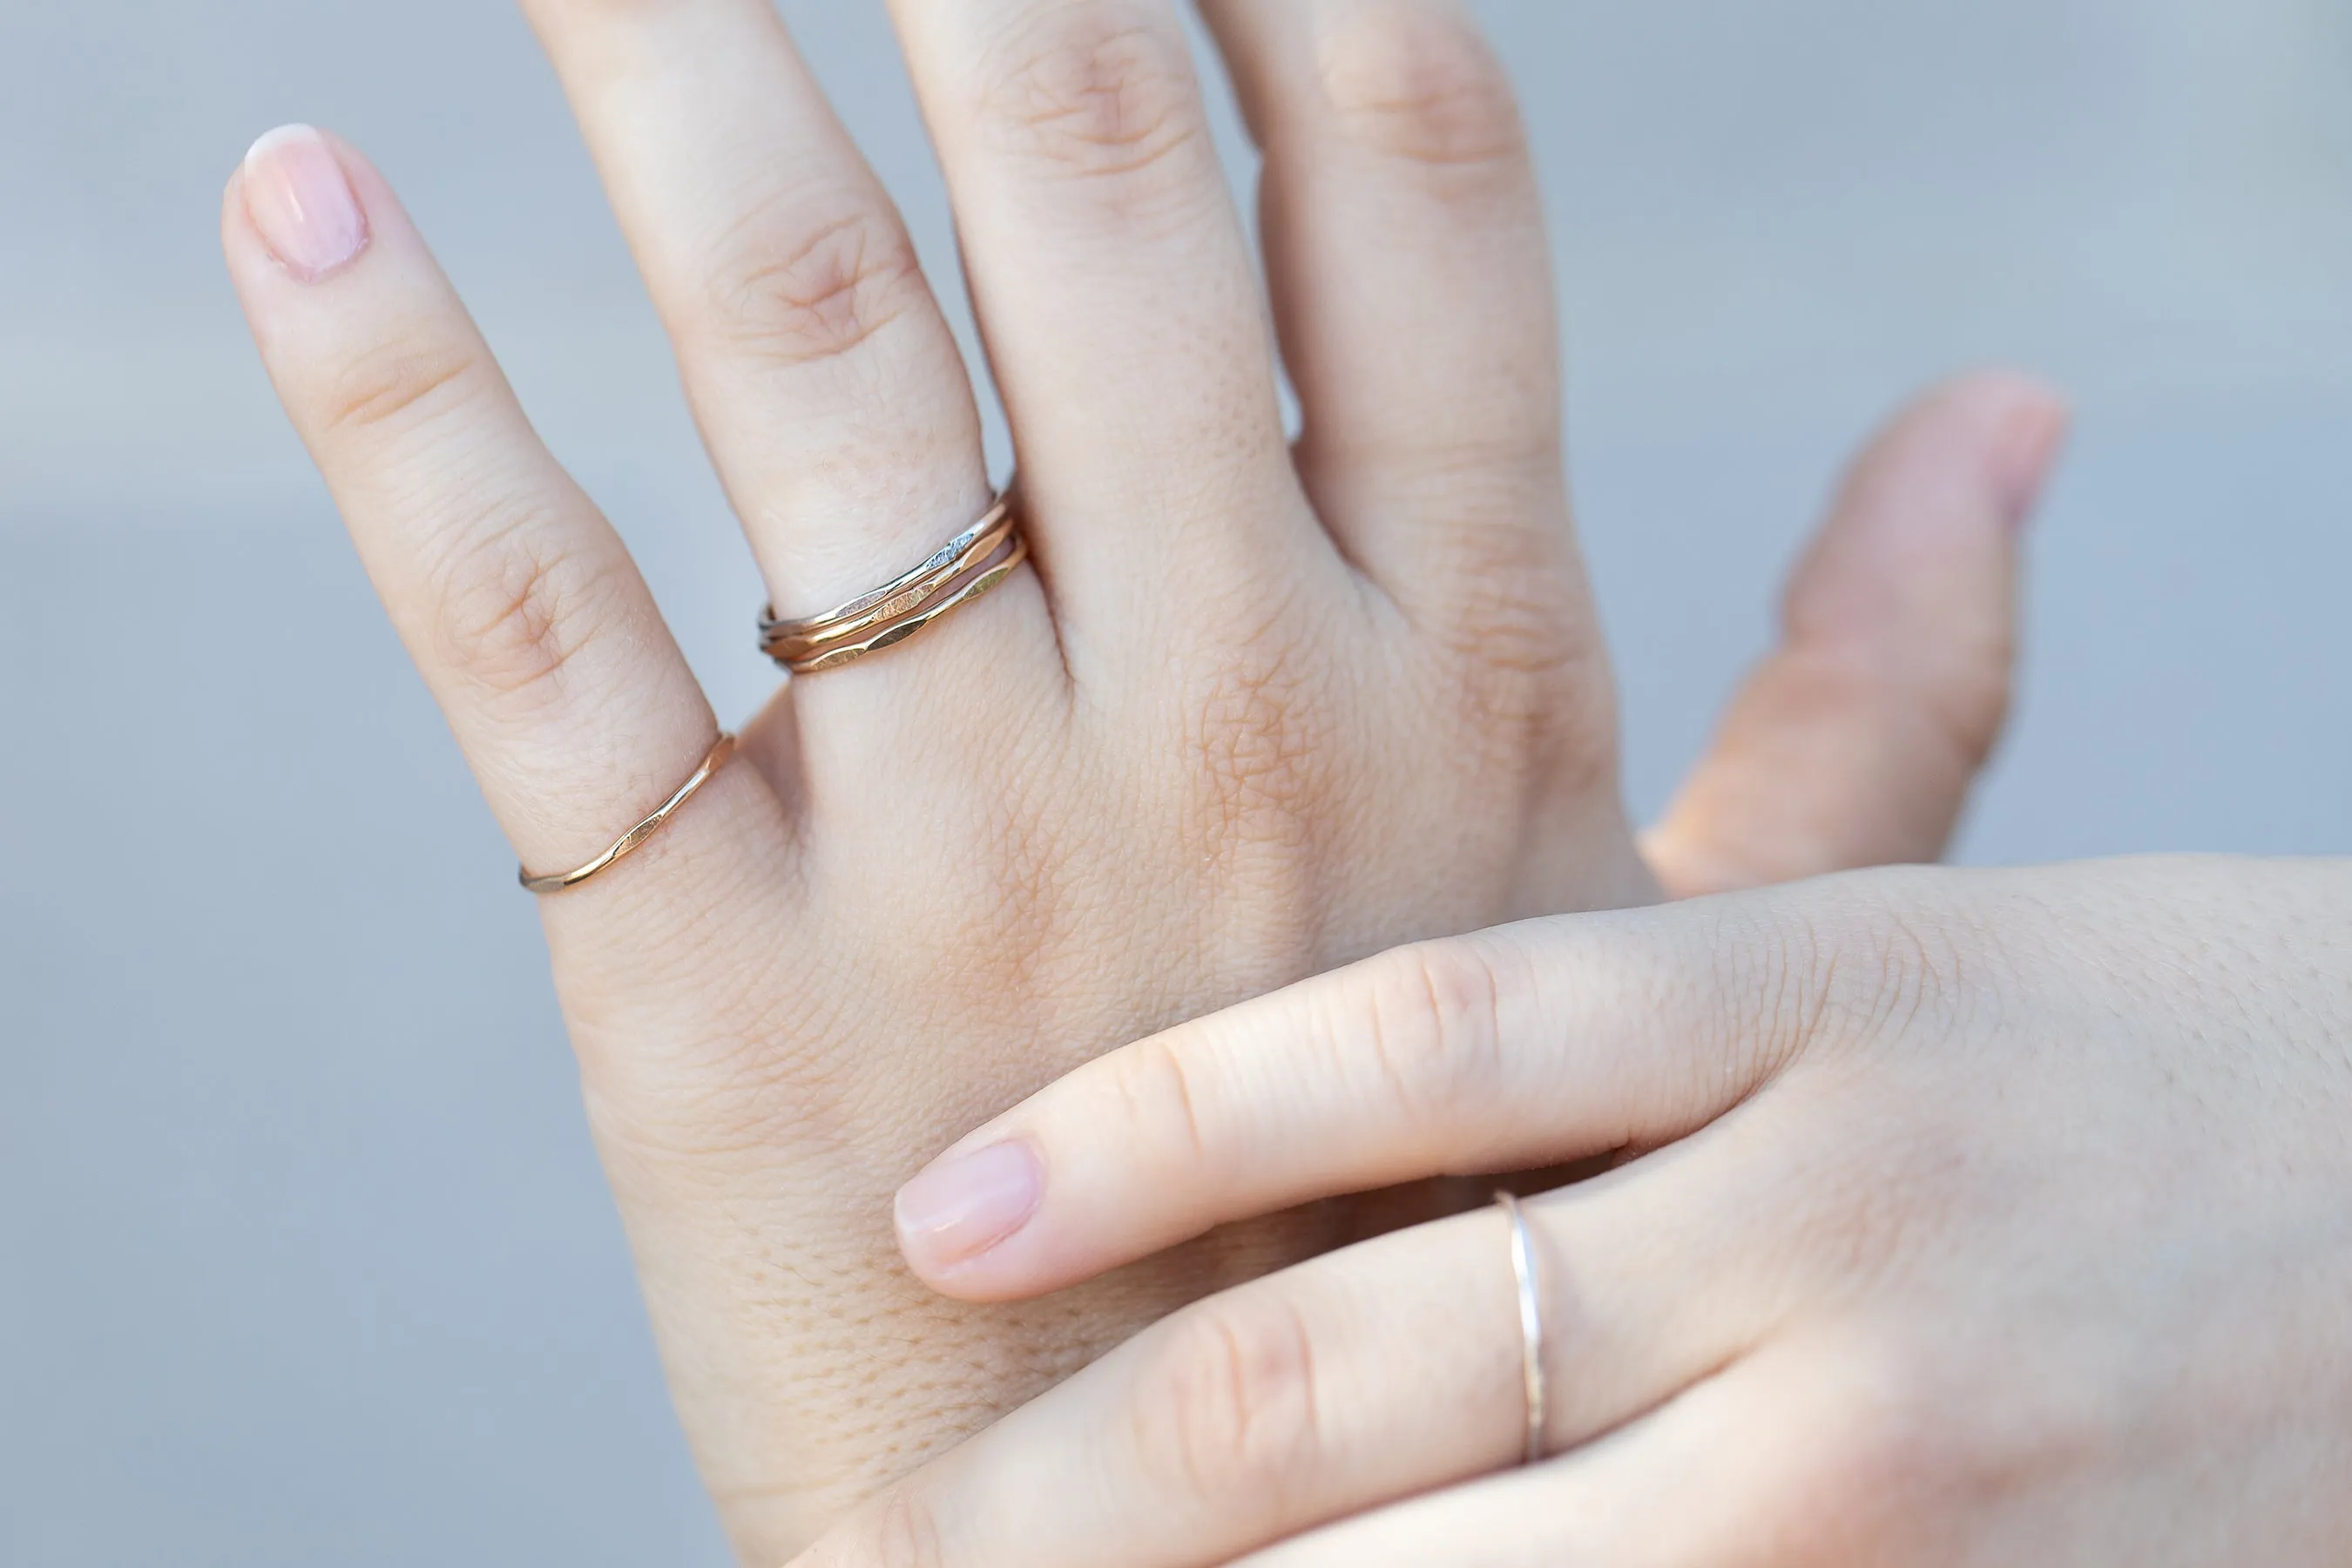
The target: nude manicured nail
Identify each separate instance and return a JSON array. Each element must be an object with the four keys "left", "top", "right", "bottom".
[
  {"left": 895, "top": 1141, "right": 1044, "bottom": 1272},
  {"left": 241, "top": 125, "right": 369, "bottom": 280}
]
